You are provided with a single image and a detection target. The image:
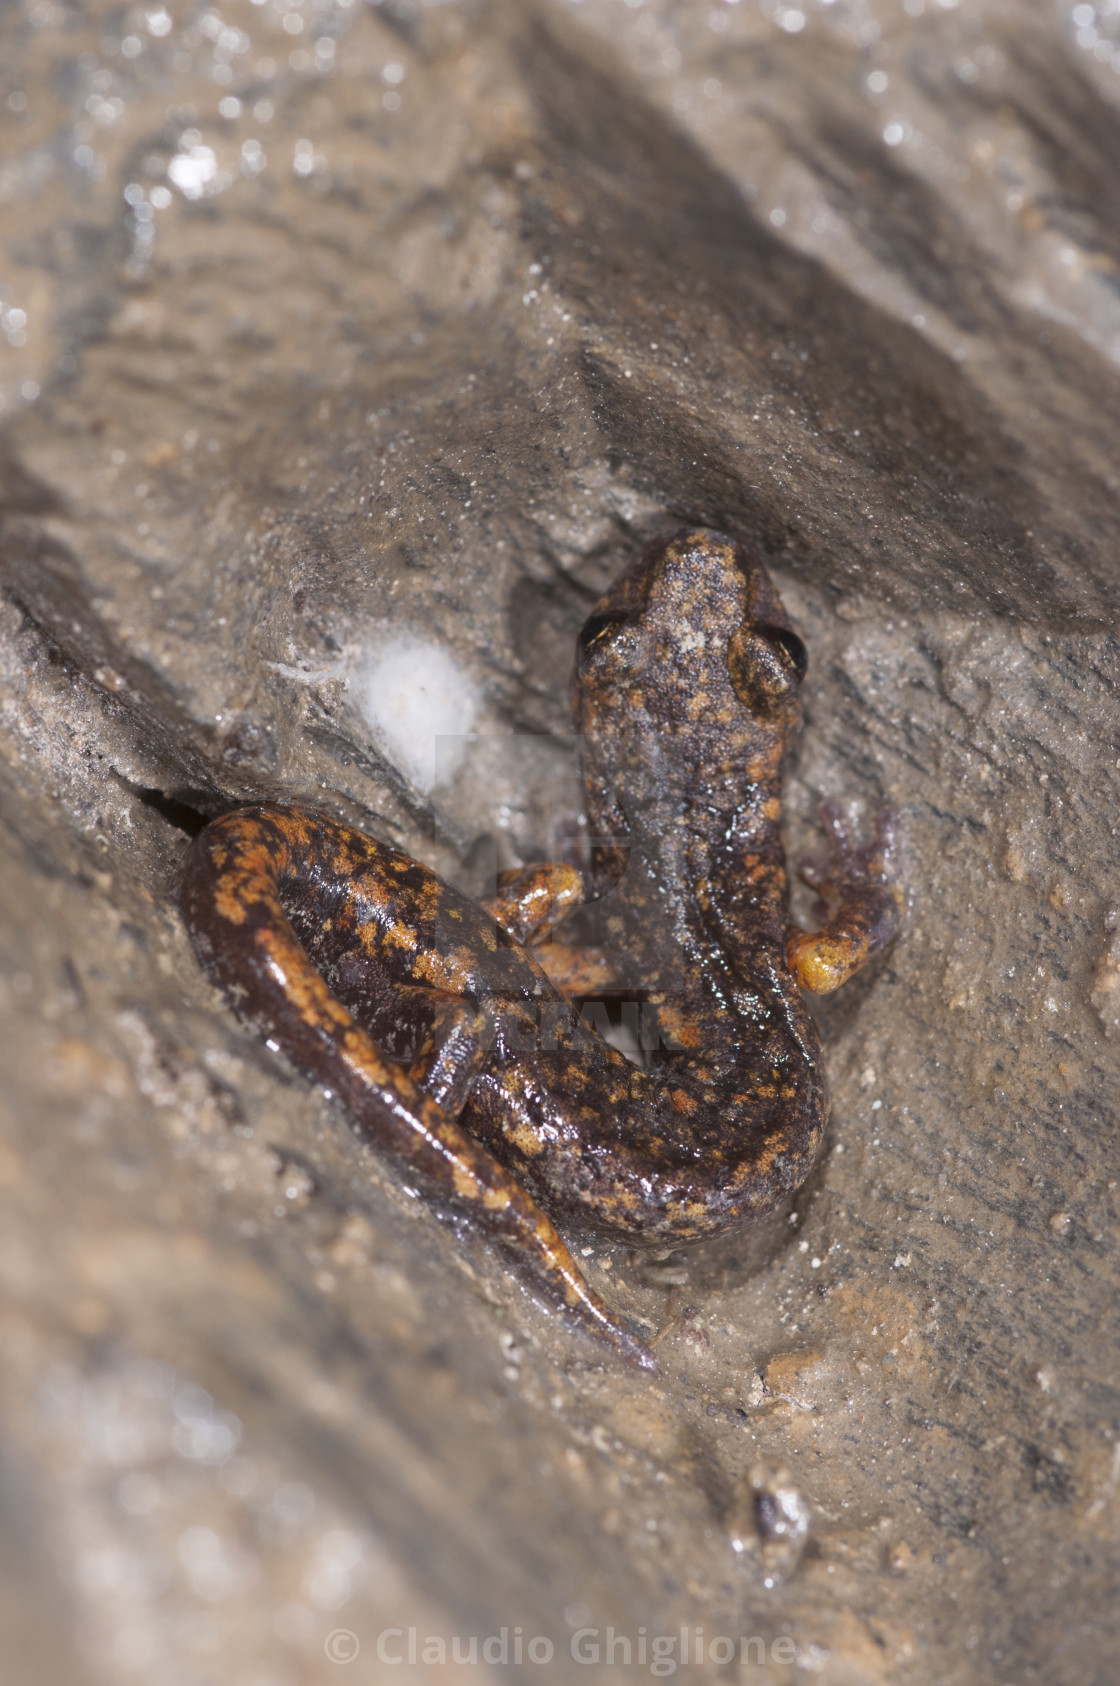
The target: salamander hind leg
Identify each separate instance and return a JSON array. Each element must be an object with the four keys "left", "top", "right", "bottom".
[
  {"left": 342, "top": 980, "right": 496, "bottom": 1117},
  {"left": 350, "top": 985, "right": 656, "bottom": 1369},
  {"left": 786, "top": 802, "right": 904, "bottom": 995},
  {"left": 180, "top": 810, "right": 655, "bottom": 1370}
]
